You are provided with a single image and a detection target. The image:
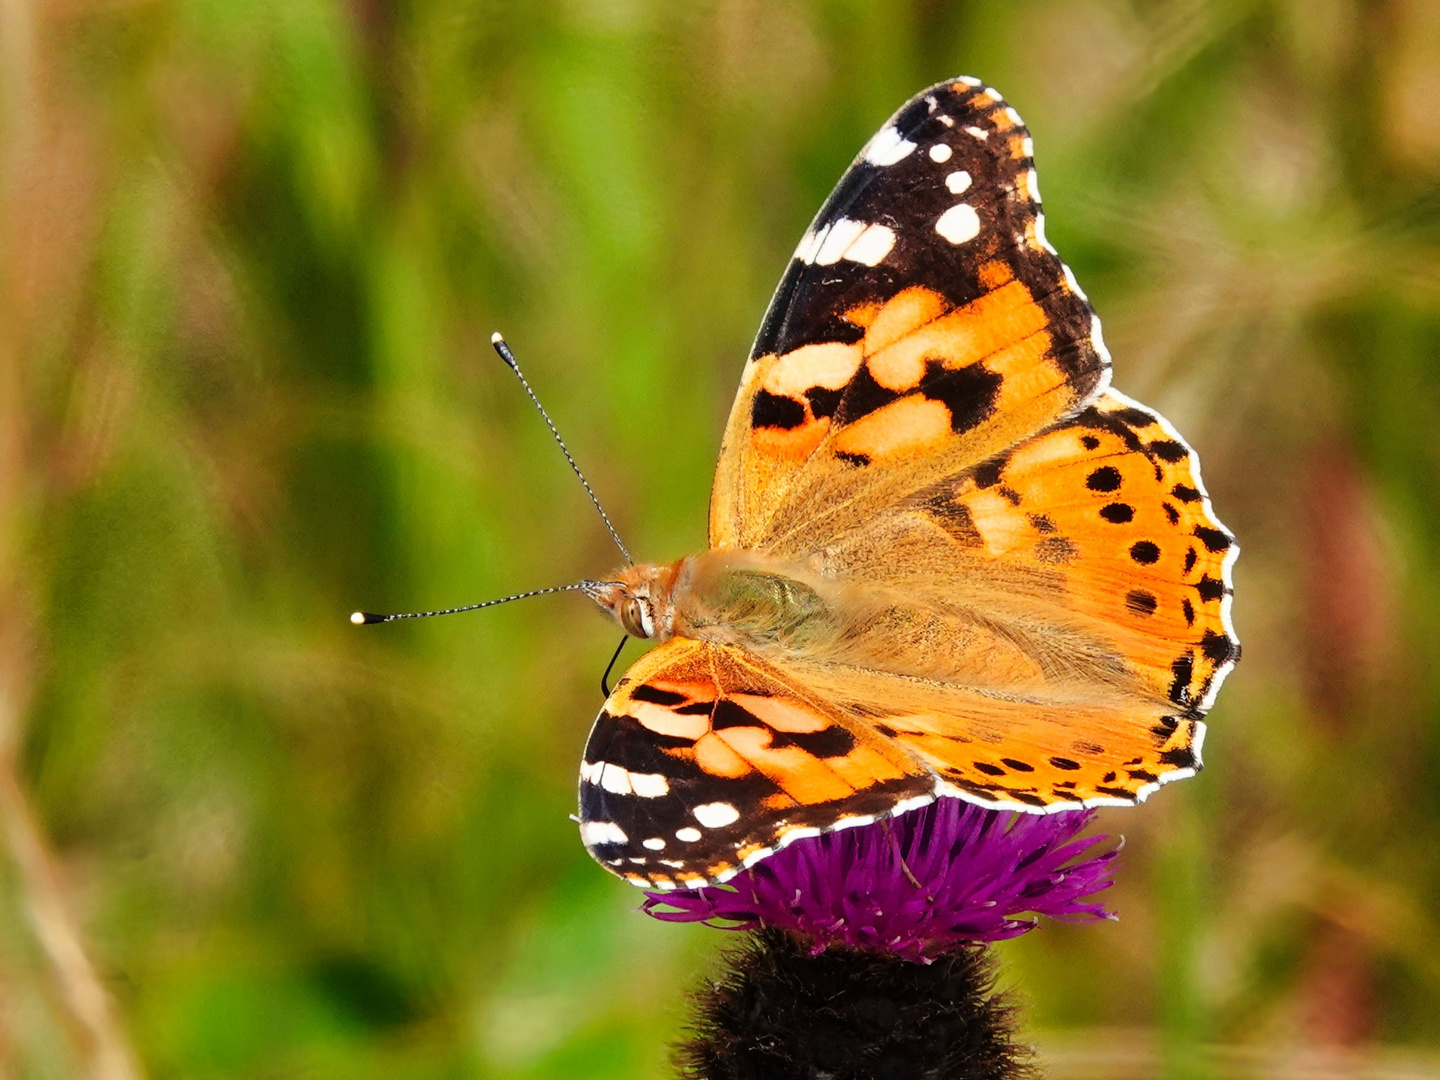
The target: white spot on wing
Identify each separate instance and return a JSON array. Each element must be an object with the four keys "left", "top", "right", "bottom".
[
  {"left": 929, "top": 143, "right": 953, "bottom": 163},
  {"left": 675, "top": 827, "right": 702, "bottom": 842},
  {"left": 804, "top": 218, "right": 895, "bottom": 267},
  {"left": 629, "top": 772, "right": 670, "bottom": 798},
  {"left": 945, "top": 170, "right": 972, "bottom": 194},
  {"left": 794, "top": 224, "right": 826, "bottom": 264},
  {"left": 841, "top": 223, "right": 896, "bottom": 266},
  {"left": 1004, "top": 106, "right": 1023, "bottom": 125},
  {"left": 964, "top": 125, "right": 988, "bottom": 141},
  {"left": 580, "top": 820, "right": 628, "bottom": 846},
  {"left": 864, "top": 125, "right": 917, "bottom": 166},
  {"left": 1026, "top": 168, "right": 1040, "bottom": 203},
  {"left": 600, "top": 763, "right": 632, "bottom": 795},
  {"left": 938, "top": 115, "right": 955, "bottom": 127},
  {"left": 935, "top": 203, "right": 981, "bottom": 244},
  {"left": 813, "top": 218, "right": 866, "bottom": 264},
  {"left": 957, "top": 75, "right": 982, "bottom": 87},
  {"left": 693, "top": 802, "right": 741, "bottom": 828},
  {"left": 642, "top": 837, "right": 666, "bottom": 851},
  {"left": 1021, "top": 136, "right": 1035, "bottom": 158}
]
